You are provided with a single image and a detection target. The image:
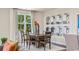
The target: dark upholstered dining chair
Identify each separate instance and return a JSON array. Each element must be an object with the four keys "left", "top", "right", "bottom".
[
  {"left": 37, "top": 35, "right": 47, "bottom": 50},
  {"left": 24, "top": 33, "right": 37, "bottom": 50},
  {"left": 20, "top": 31, "right": 25, "bottom": 46},
  {"left": 20, "top": 31, "right": 29, "bottom": 47},
  {"left": 45, "top": 31, "right": 51, "bottom": 49}
]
